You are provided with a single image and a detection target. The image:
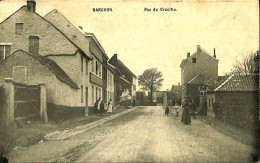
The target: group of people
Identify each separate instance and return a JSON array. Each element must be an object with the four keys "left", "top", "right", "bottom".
[
  {"left": 165, "top": 97, "right": 196, "bottom": 125},
  {"left": 93, "top": 98, "right": 113, "bottom": 114}
]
